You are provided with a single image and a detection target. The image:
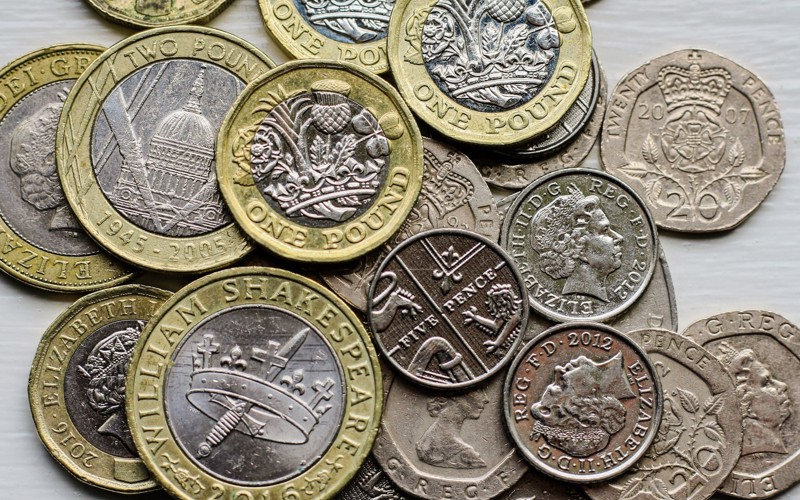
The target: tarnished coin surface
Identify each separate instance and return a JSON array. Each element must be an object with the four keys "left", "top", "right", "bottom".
[
  {"left": 322, "top": 137, "right": 499, "bottom": 311},
  {"left": 29, "top": 284, "right": 171, "bottom": 492},
  {"left": 499, "top": 470, "right": 588, "bottom": 499},
  {"left": 259, "top": 0, "right": 393, "bottom": 73},
  {"left": 217, "top": 60, "right": 422, "bottom": 263},
  {"left": 682, "top": 310, "right": 800, "bottom": 498},
  {"left": 0, "top": 45, "right": 135, "bottom": 292},
  {"left": 57, "top": 27, "right": 274, "bottom": 273},
  {"left": 584, "top": 328, "right": 742, "bottom": 500},
  {"left": 388, "top": 0, "right": 593, "bottom": 146},
  {"left": 500, "top": 169, "right": 658, "bottom": 323},
  {"left": 127, "top": 267, "right": 382, "bottom": 500},
  {"left": 334, "top": 455, "right": 408, "bottom": 500},
  {"left": 478, "top": 60, "right": 606, "bottom": 190},
  {"left": 83, "top": 0, "right": 235, "bottom": 29},
  {"left": 373, "top": 369, "right": 528, "bottom": 499},
  {"left": 368, "top": 229, "right": 528, "bottom": 389},
  {"left": 601, "top": 49, "right": 785, "bottom": 232},
  {"left": 504, "top": 322, "right": 663, "bottom": 483}
]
